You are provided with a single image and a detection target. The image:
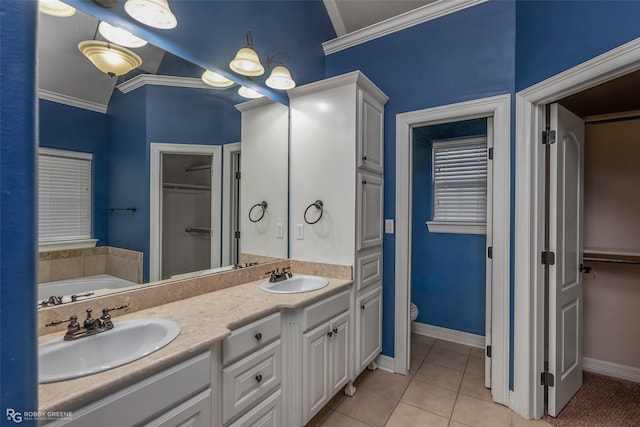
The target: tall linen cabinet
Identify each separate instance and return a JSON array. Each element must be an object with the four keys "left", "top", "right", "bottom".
[{"left": 289, "top": 71, "right": 387, "bottom": 396}]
